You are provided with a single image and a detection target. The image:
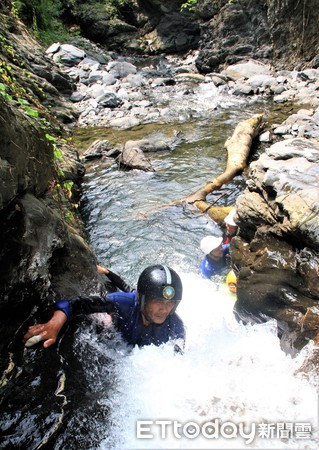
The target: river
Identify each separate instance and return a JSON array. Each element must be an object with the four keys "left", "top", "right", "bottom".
[
  {"left": 1, "top": 63, "right": 317, "bottom": 450},
  {"left": 71, "top": 100, "right": 318, "bottom": 449}
]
